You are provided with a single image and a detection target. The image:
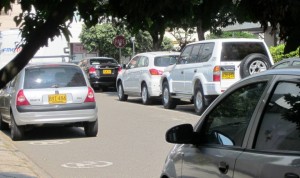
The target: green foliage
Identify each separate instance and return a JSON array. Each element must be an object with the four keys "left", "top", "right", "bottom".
[
  {"left": 80, "top": 24, "right": 173, "bottom": 61},
  {"left": 269, "top": 44, "right": 300, "bottom": 63},
  {"left": 206, "top": 31, "right": 257, "bottom": 39},
  {"left": 161, "top": 37, "right": 174, "bottom": 51}
]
